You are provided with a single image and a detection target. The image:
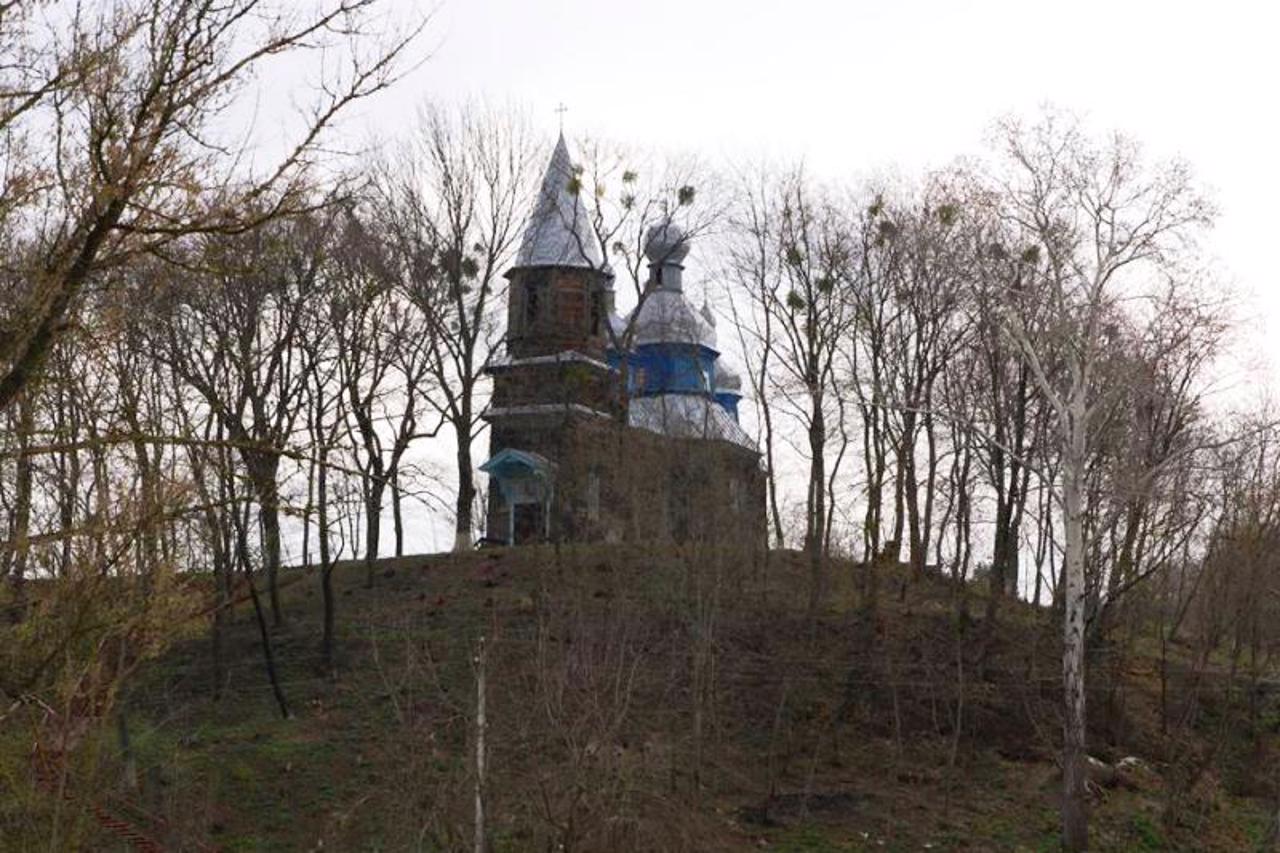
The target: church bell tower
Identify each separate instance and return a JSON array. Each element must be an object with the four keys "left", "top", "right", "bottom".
[
  {"left": 480, "top": 134, "right": 619, "bottom": 545},
  {"left": 505, "top": 139, "right": 614, "bottom": 357}
]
